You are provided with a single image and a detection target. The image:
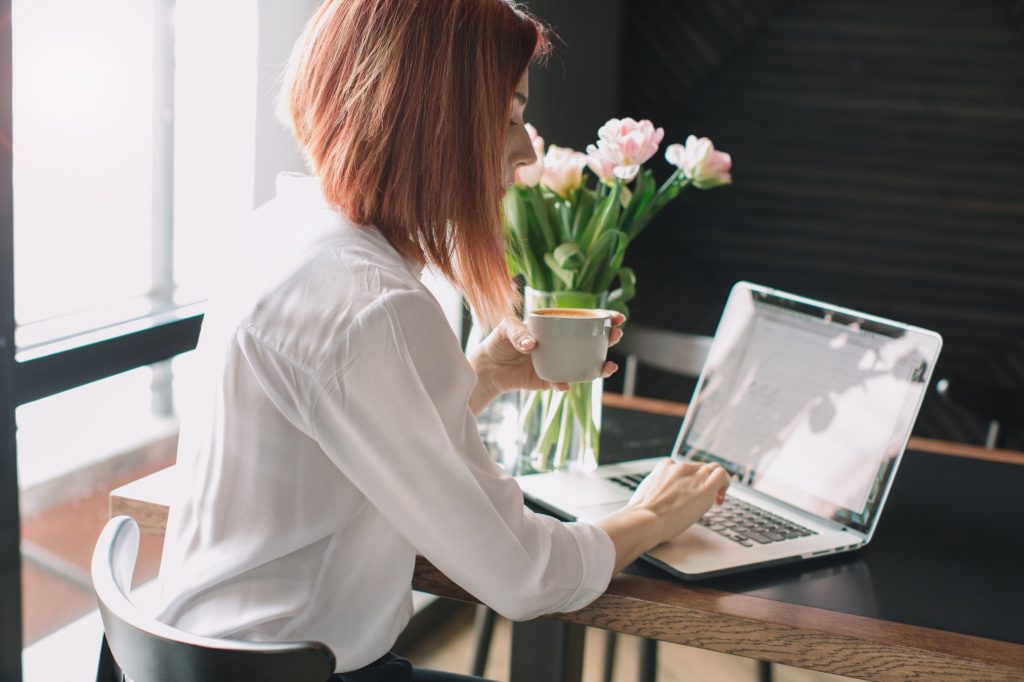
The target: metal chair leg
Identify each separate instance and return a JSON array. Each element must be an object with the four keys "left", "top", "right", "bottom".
[
  {"left": 510, "top": 618, "right": 584, "bottom": 682},
  {"left": 639, "top": 637, "right": 657, "bottom": 682},
  {"left": 758, "top": 660, "right": 774, "bottom": 682},
  {"left": 470, "top": 605, "right": 497, "bottom": 676},
  {"left": 97, "top": 635, "right": 122, "bottom": 682},
  {"left": 602, "top": 630, "right": 617, "bottom": 682}
]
